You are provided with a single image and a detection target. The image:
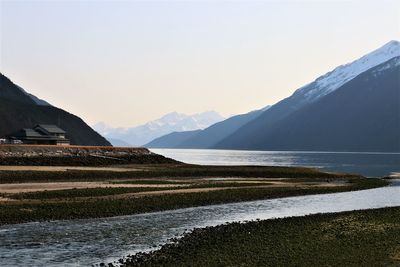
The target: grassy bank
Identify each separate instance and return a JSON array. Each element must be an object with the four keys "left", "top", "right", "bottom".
[
  {"left": 0, "top": 177, "right": 387, "bottom": 225},
  {"left": 121, "top": 207, "right": 400, "bottom": 267}
]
